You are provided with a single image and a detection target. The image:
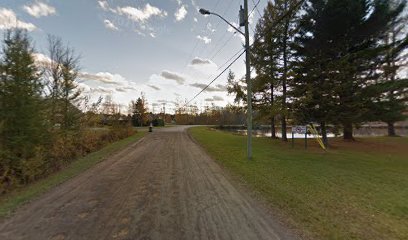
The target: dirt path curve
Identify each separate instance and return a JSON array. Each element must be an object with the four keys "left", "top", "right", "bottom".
[{"left": 0, "top": 126, "right": 298, "bottom": 240}]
